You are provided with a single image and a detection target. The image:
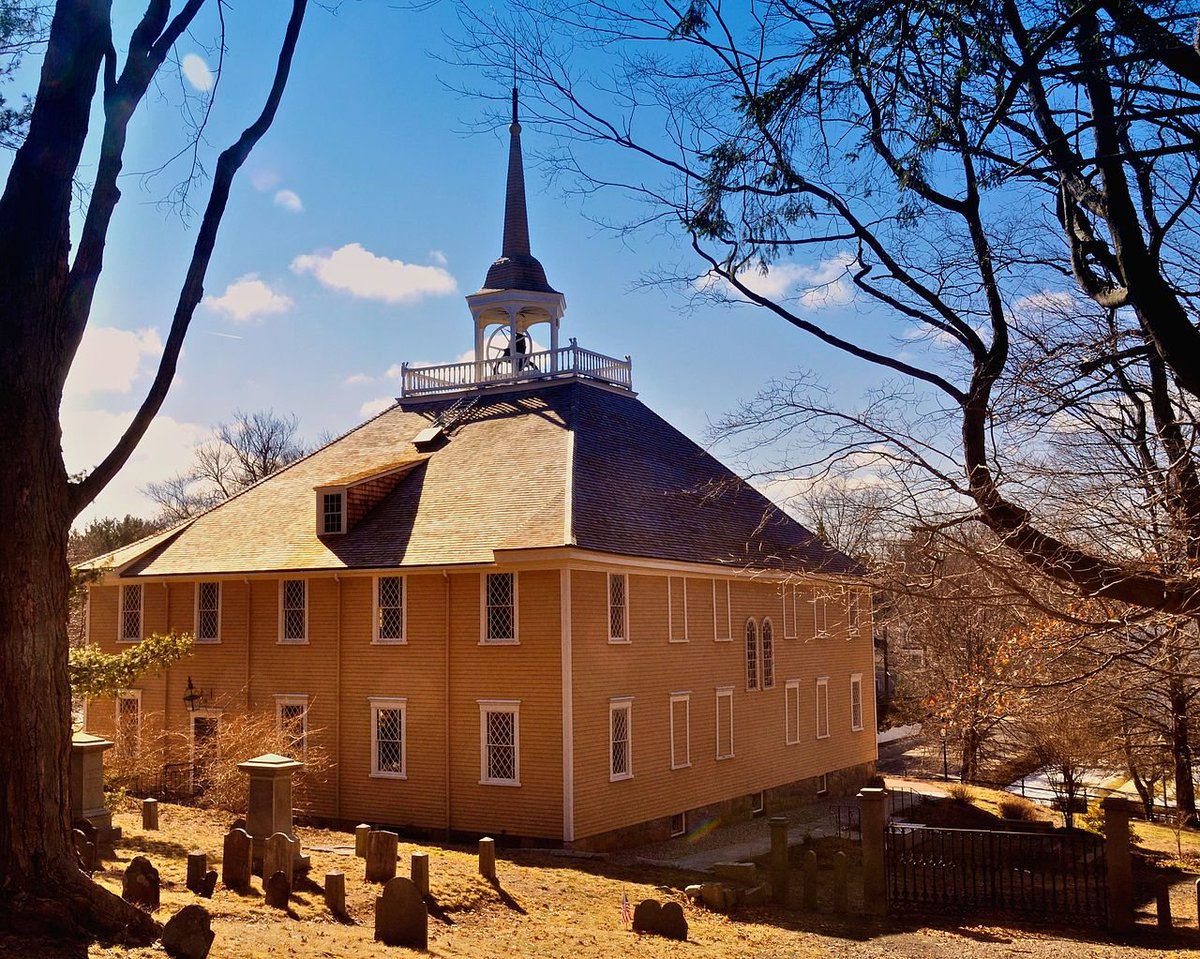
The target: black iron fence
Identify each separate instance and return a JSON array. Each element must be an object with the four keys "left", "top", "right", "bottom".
[
  {"left": 885, "top": 823, "right": 1107, "bottom": 924},
  {"left": 115, "top": 763, "right": 197, "bottom": 802}
]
